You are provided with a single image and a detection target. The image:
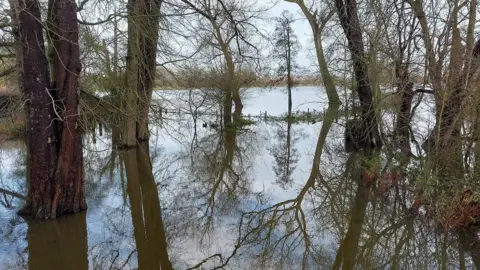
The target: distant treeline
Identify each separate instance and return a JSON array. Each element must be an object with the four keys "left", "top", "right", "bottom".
[{"left": 152, "top": 66, "right": 324, "bottom": 89}]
